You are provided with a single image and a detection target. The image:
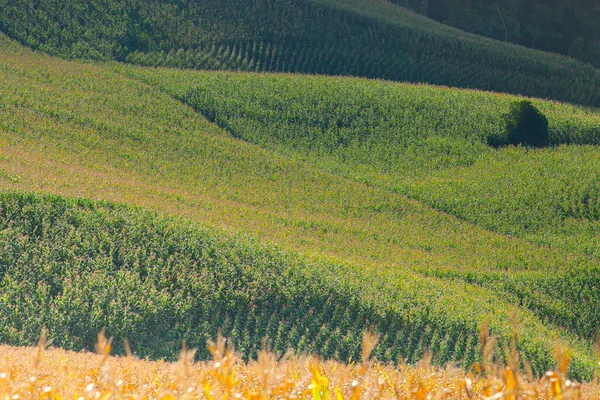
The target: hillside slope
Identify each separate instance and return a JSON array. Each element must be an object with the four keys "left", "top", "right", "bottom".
[
  {"left": 0, "top": 35, "right": 598, "bottom": 379},
  {"left": 126, "top": 67, "right": 600, "bottom": 257},
  {"left": 389, "top": 0, "right": 600, "bottom": 68},
  {"left": 119, "top": 65, "right": 600, "bottom": 344},
  {"left": 1, "top": 191, "right": 597, "bottom": 380},
  {"left": 0, "top": 0, "right": 599, "bottom": 106}
]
